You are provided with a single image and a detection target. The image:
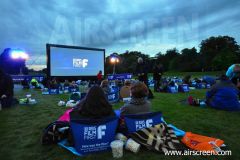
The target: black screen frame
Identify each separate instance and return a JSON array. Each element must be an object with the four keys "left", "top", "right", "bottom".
[{"left": 46, "top": 43, "right": 105, "bottom": 80}]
